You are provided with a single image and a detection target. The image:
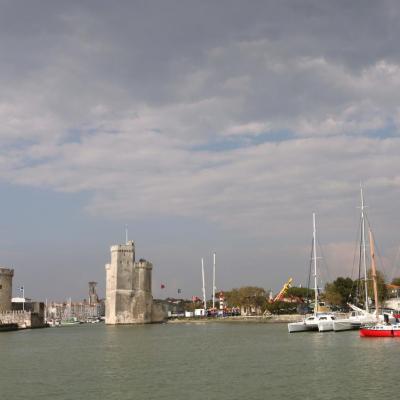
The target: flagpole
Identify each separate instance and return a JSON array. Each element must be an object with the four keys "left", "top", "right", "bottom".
[{"left": 22, "top": 286, "right": 25, "bottom": 311}]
